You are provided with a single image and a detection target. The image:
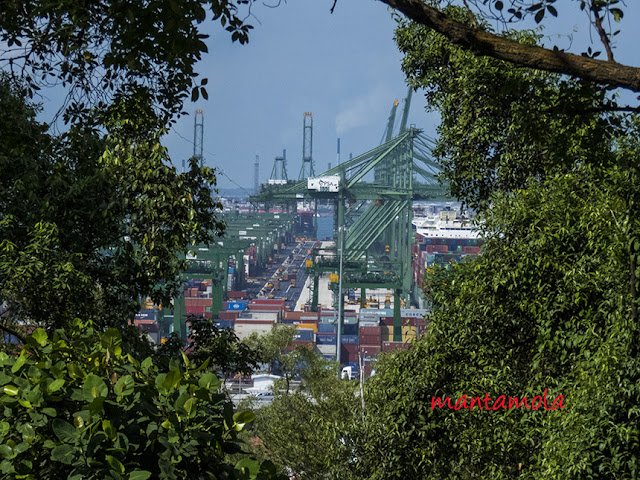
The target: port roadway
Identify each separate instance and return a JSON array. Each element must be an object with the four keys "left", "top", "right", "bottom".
[{"left": 246, "top": 240, "right": 315, "bottom": 310}]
